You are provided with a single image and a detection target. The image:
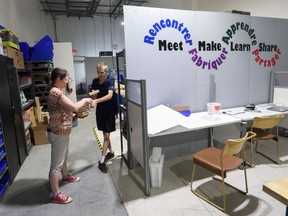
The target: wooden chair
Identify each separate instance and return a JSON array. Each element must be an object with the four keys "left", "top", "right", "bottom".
[
  {"left": 190, "top": 131, "right": 256, "bottom": 212},
  {"left": 247, "top": 115, "right": 284, "bottom": 167}
]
